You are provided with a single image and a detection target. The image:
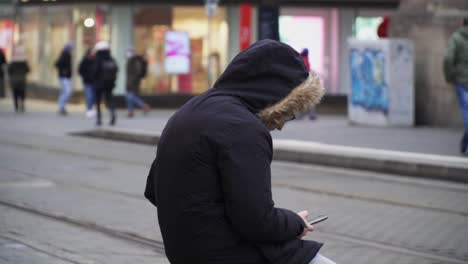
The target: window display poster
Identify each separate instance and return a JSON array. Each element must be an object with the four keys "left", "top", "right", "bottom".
[
  {"left": 0, "top": 19, "right": 14, "bottom": 58},
  {"left": 164, "top": 31, "right": 190, "bottom": 74}
]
